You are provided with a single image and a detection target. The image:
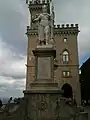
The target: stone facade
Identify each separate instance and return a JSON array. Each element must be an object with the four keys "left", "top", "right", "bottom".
[{"left": 25, "top": 0, "right": 81, "bottom": 105}]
